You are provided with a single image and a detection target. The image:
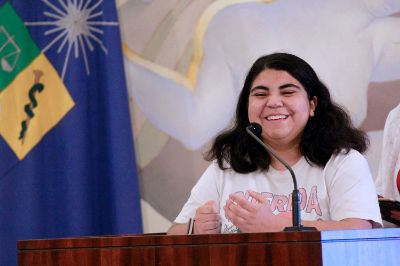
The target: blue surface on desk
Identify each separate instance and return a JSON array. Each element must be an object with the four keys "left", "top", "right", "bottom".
[{"left": 321, "top": 228, "right": 399, "bottom": 266}]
